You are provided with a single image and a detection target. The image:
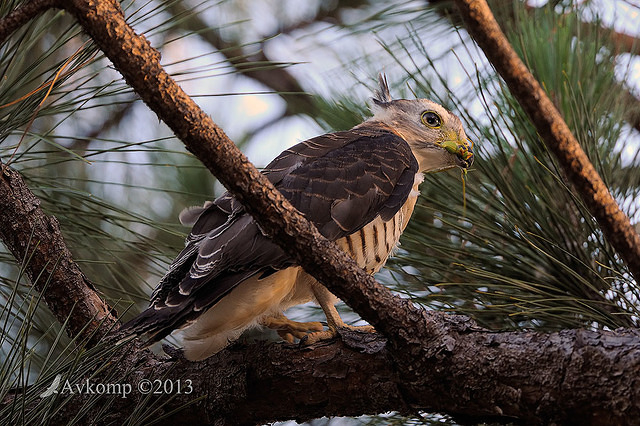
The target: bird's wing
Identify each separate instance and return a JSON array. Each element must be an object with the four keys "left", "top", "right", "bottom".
[
  {"left": 121, "top": 126, "right": 418, "bottom": 339},
  {"left": 269, "top": 125, "right": 419, "bottom": 240}
]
